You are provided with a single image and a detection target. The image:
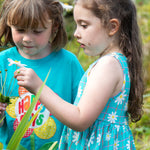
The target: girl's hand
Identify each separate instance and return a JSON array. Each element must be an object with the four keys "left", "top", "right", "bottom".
[
  {"left": 0, "top": 102, "right": 7, "bottom": 115},
  {"left": 14, "top": 68, "right": 43, "bottom": 95}
]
